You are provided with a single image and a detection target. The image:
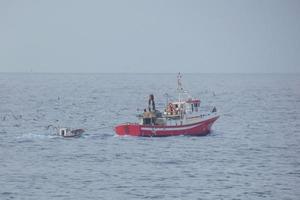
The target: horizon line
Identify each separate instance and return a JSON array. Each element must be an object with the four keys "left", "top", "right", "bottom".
[{"left": 0, "top": 71, "right": 299, "bottom": 75}]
